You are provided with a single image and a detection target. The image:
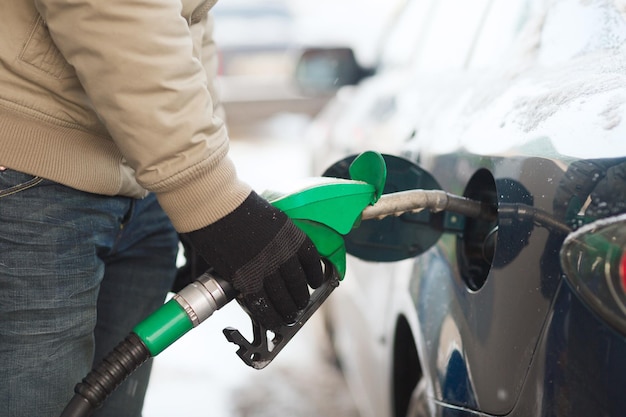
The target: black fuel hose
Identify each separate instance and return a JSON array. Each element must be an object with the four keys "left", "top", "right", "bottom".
[{"left": 60, "top": 333, "right": 150, "bottom": 417}]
